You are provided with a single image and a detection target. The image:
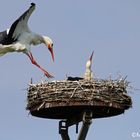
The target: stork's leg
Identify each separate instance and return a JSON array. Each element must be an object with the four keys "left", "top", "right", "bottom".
[{"left": 26, "top": 52, "right": 54, "bottom": 78}]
